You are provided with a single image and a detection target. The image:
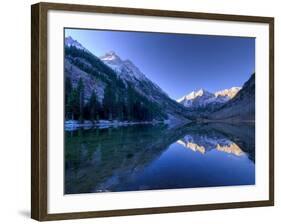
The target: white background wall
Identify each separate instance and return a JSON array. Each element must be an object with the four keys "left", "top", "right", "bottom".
[{"left": 0, "top": 0, "right": 279, "bottom": 223}]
